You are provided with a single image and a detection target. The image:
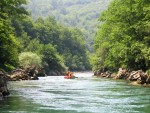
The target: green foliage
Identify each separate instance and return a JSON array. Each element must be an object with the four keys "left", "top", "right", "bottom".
[
  {"left": 0, "top": 0, "right": 91, "bottom": 72},
  {"left": 0, "top": 16, "right": 19, "bottom": 71},
  {"left": 40, "top": 44, "right": 67, "bottom": 72},
  {"left": 146, "top": 69, "right": 150, "bottom": 76},
  {"left": 93, "top": 0, "right": 150, "bottom": 72},
  {"left": 19, "top": 52, "right": 42, "bottom": 68},
  {"left": 18, "top": 16, "right": 91, "bottom": 71},
  {"left": 56, "top": 27, "right": 91, "bottom": 70},
  {"left": 26, "top": 0, "right": 112, "bottom": 52},
  {"left": 0, "top": 0, "right": 28, "bottom": 18},
  {"left": 0, "top": 0, "right": 28, "bottom": 71}
]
